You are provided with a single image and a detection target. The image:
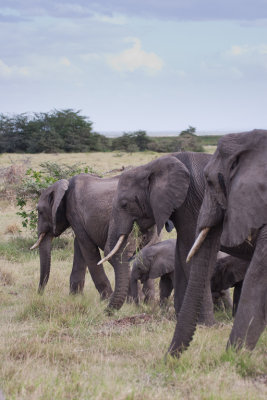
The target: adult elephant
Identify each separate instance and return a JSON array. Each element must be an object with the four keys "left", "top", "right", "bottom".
[
  {"left": 169, "top": 129, "right": 267, "bottom": 355},
  {"left": 99, "top": 151, "right": 217, "bottom": 324},
  {"left": 31, "top": 173, "right": 159, "bottom": 310}
]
